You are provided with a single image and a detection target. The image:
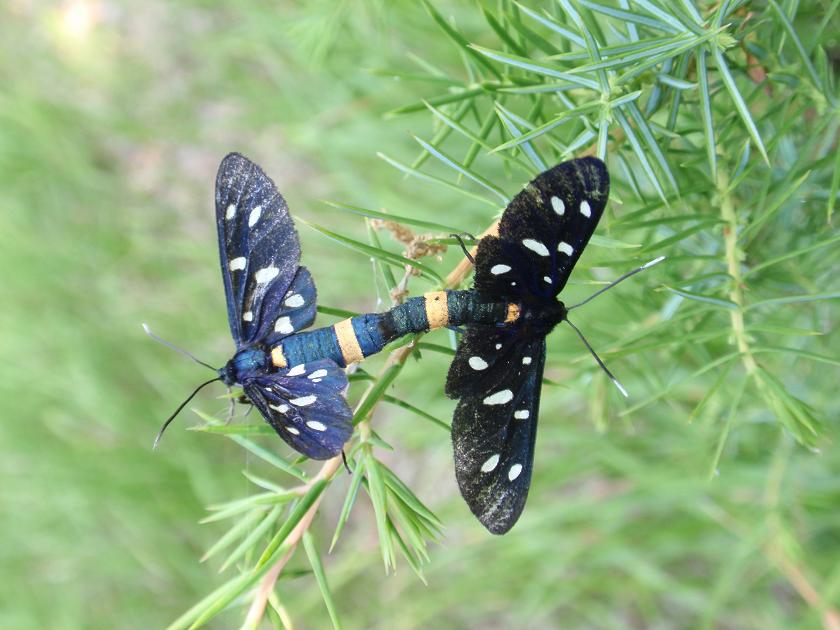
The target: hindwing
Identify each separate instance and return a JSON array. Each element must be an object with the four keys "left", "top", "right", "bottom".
[
  {"left": 243, "top": 359, "right": 353, "bottom": 460},
  {"left": 450, "top": 336, "right": 546, "bottom": 534}
]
